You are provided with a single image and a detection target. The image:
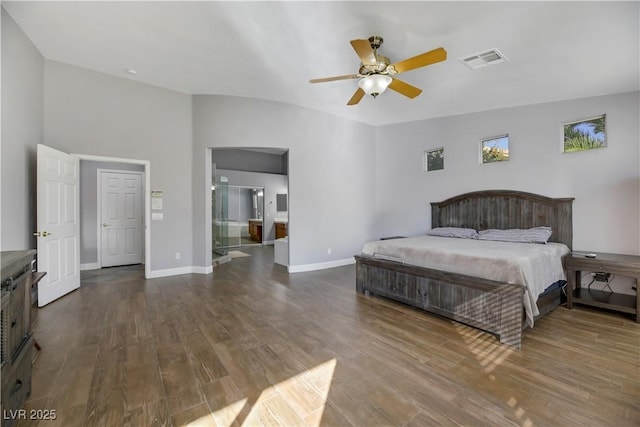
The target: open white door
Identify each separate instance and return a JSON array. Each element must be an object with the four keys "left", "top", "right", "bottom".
[{"left": 36, "top": 144, "right": 80, "bottom": 307}]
